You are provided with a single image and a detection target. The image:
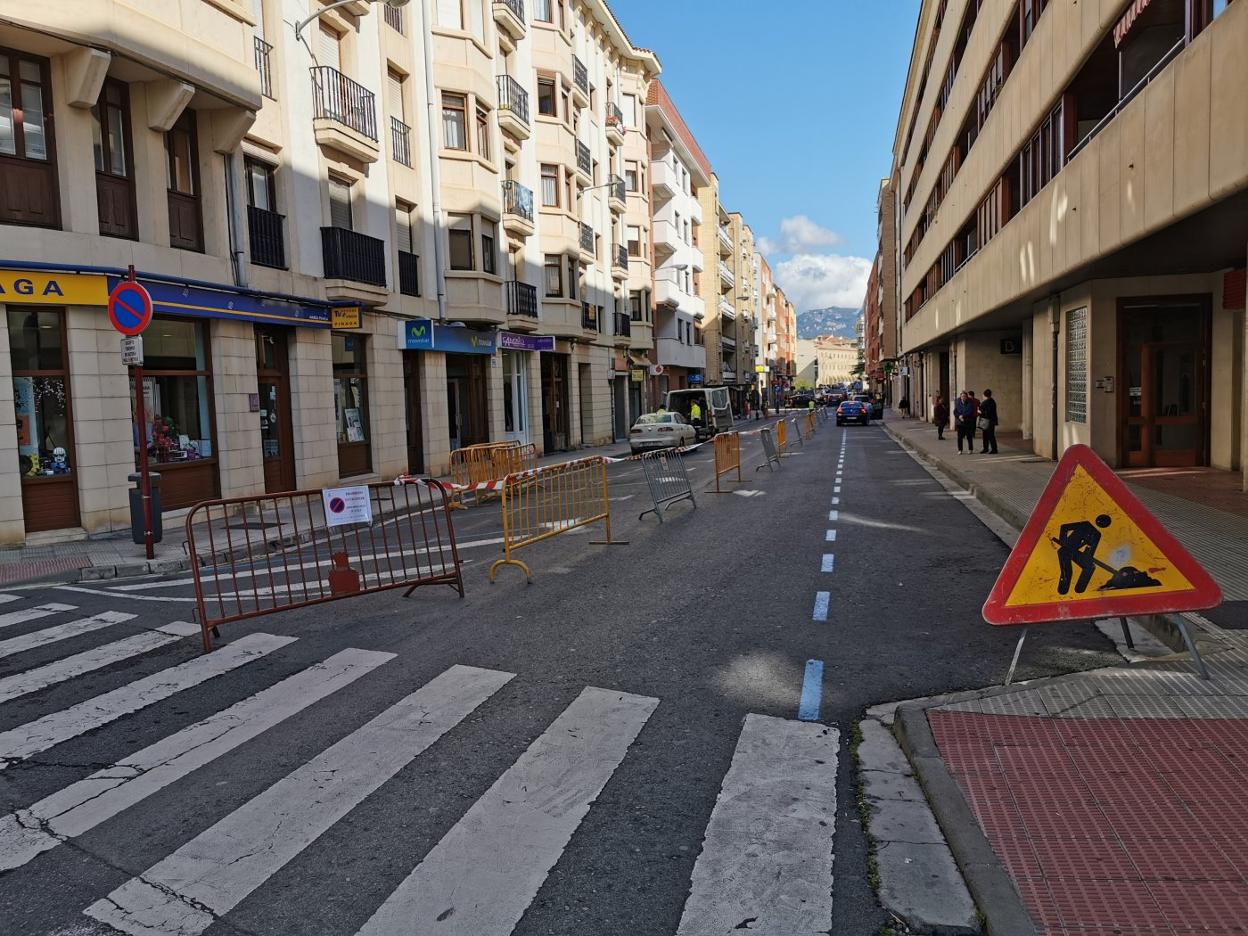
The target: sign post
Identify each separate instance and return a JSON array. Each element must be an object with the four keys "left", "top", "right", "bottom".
[
  {"left": 982, "top": 444, "right": 1222, "bottom": 680},
  {"left": 109, "top": 268, "right": 155, "bottom": 559}
]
